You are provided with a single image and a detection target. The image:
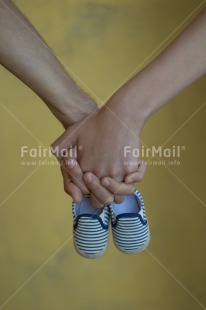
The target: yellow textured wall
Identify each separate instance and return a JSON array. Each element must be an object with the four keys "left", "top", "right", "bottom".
[{"left": 0, "top": 1, "right": 206, "bottom": 309}]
